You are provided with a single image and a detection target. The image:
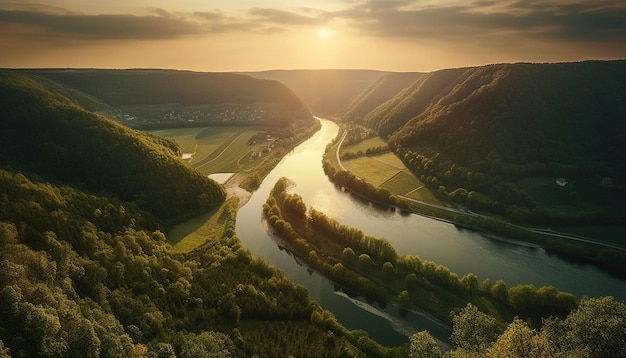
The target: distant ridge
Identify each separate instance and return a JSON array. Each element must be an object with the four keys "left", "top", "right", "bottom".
[
  {"left": 22, "top": 68, "right": 313, "bottom": 129},
  {"left": 241, "top": 69, "right": 391, "bottom": 116}
]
